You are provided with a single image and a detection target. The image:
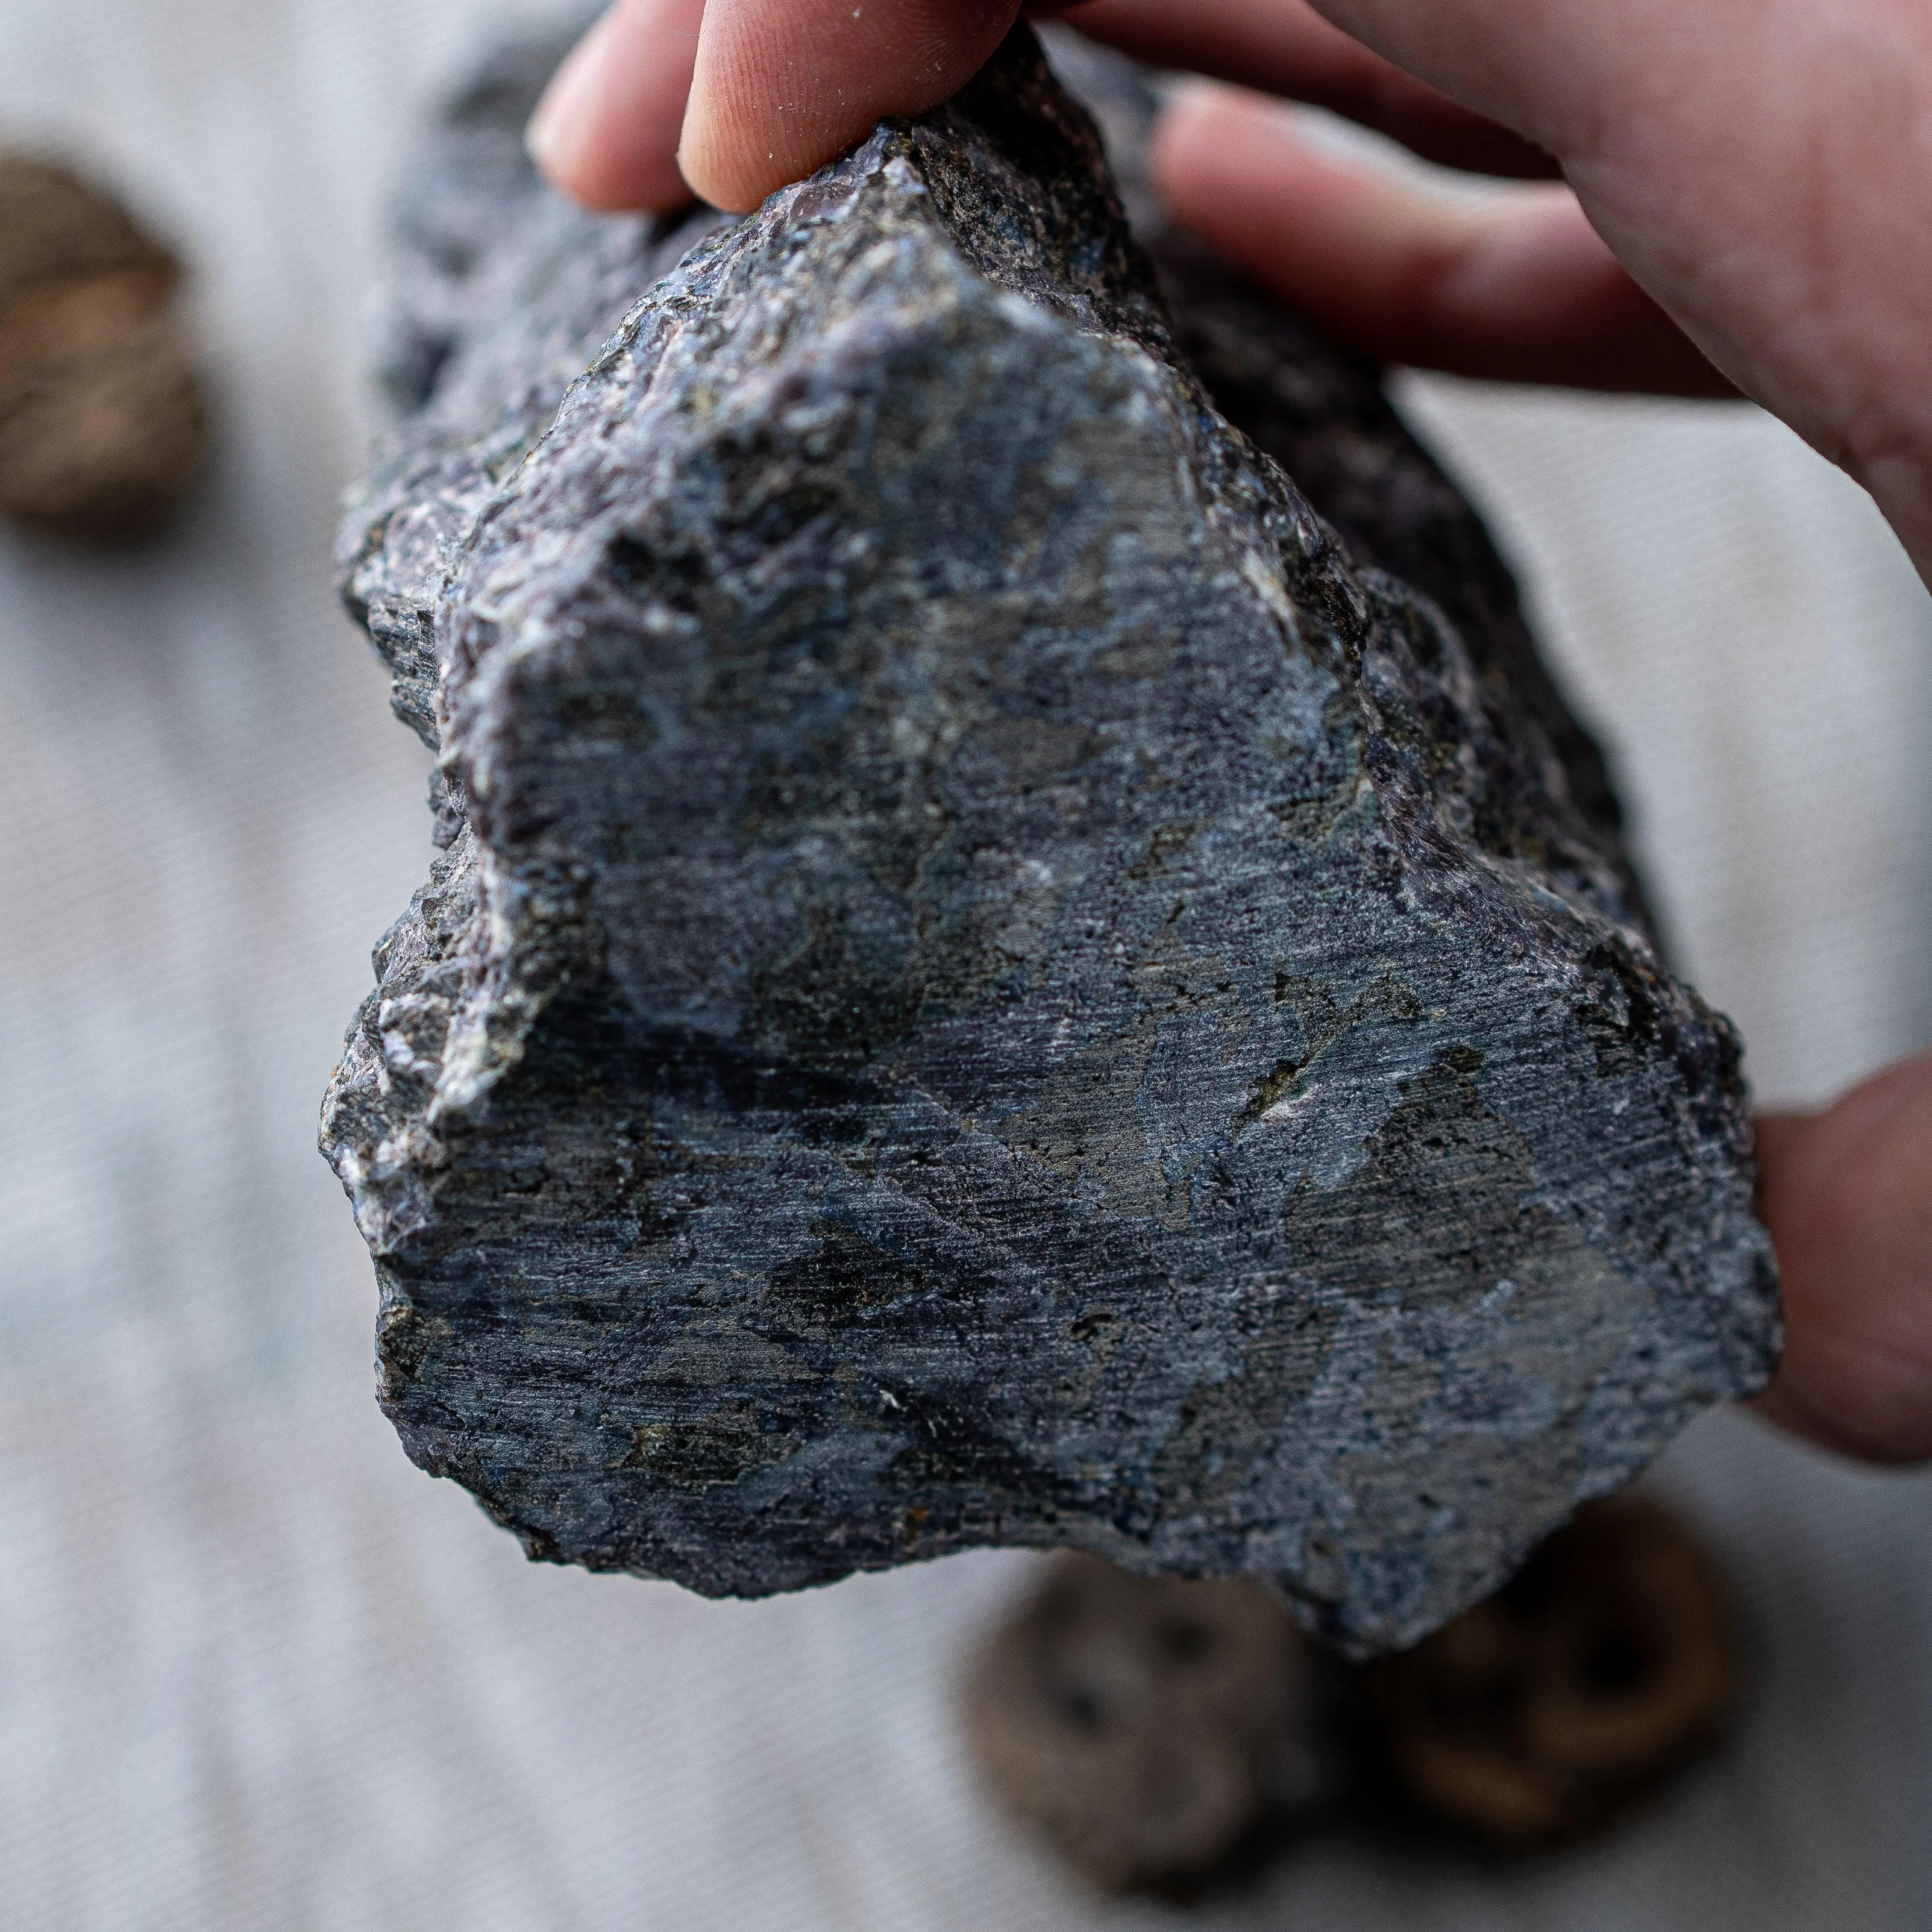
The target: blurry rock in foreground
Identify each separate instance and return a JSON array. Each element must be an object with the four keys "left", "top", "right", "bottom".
[
  {"left": 321, "top": 27, "right": 1779, "bottom": 1652},
  {"left": 0, "top": 155, "right": 209, "bottom": 539}
]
